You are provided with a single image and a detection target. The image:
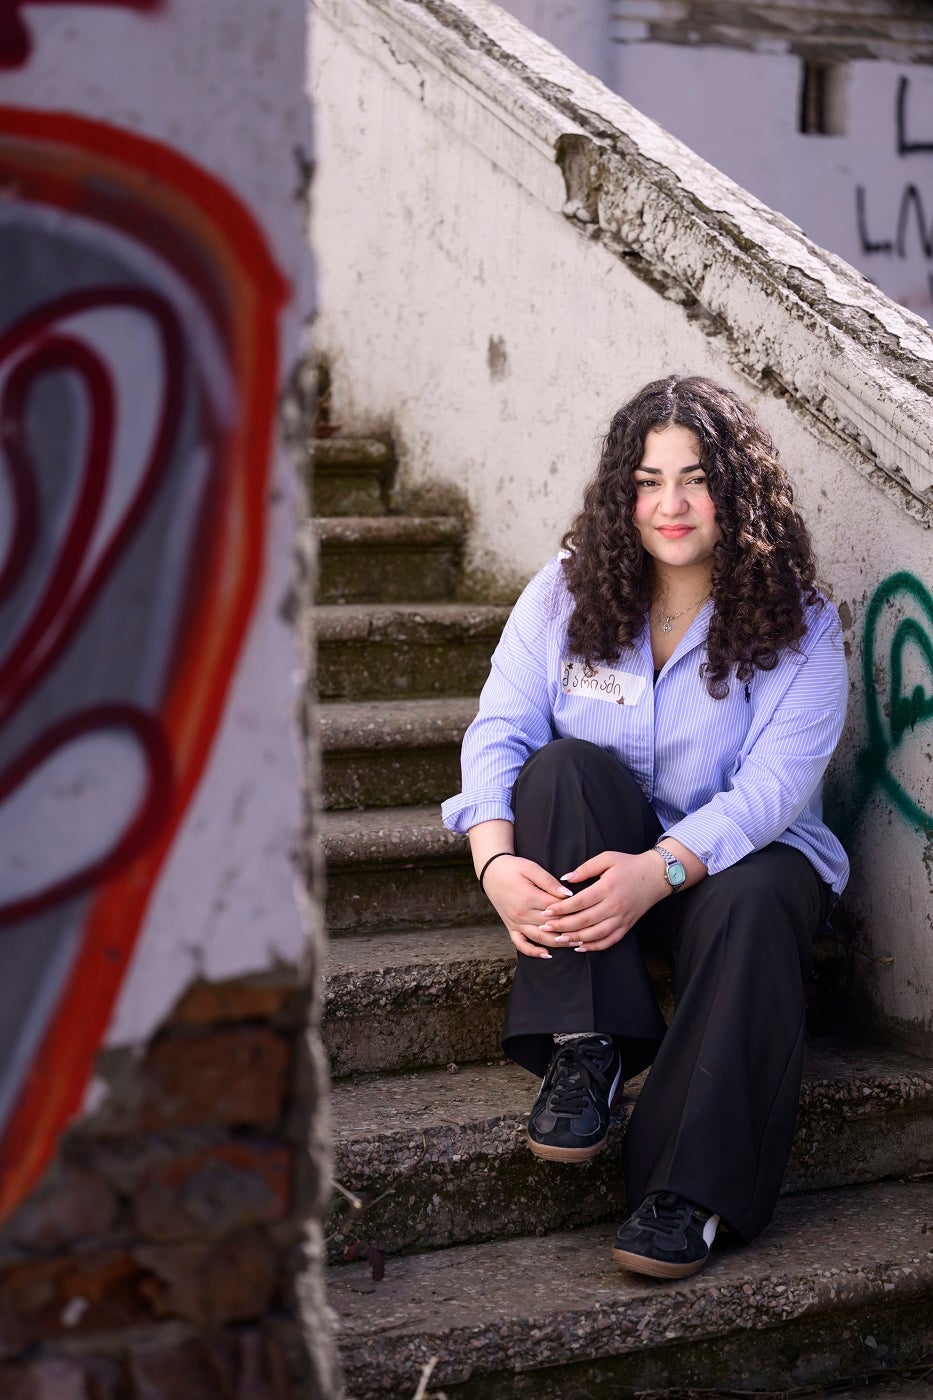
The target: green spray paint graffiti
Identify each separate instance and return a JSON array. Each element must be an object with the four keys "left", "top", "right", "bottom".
[{"left": 854, "top": 571, "right": 933, "bottom": 836}]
